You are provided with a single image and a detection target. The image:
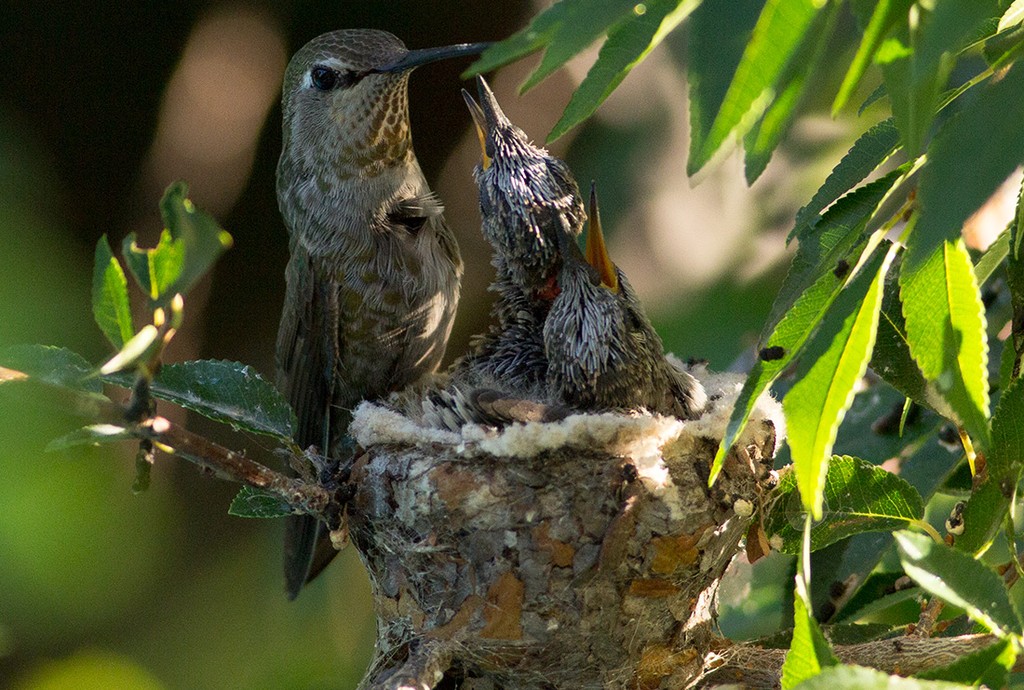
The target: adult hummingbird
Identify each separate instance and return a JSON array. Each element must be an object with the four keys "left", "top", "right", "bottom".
[
  {"left": 275, "top": 29, "right": 486, "bottom": 599},
  {"left": 545, "top": 185, "right": 707, "bottom": 419}
]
